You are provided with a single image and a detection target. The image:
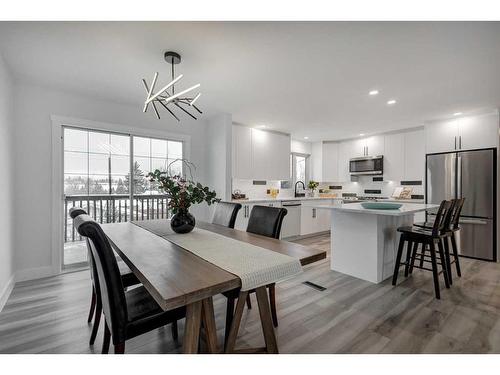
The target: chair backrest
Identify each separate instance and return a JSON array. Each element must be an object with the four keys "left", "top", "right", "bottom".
[
  {"left": 74, "top": 214, "right": 128, "bottom": 344},
  {"left": 430, "top": 200, "right": 453, "bottom": 236},
  {"left": 450, "top": 198, "right": 466, "bottom": 230},
  {"left": 246, "top": 205, "right": 288, "bottom": 239},
  {"left": 211, "top": 201, "right": 242, "bottom": 229}
]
